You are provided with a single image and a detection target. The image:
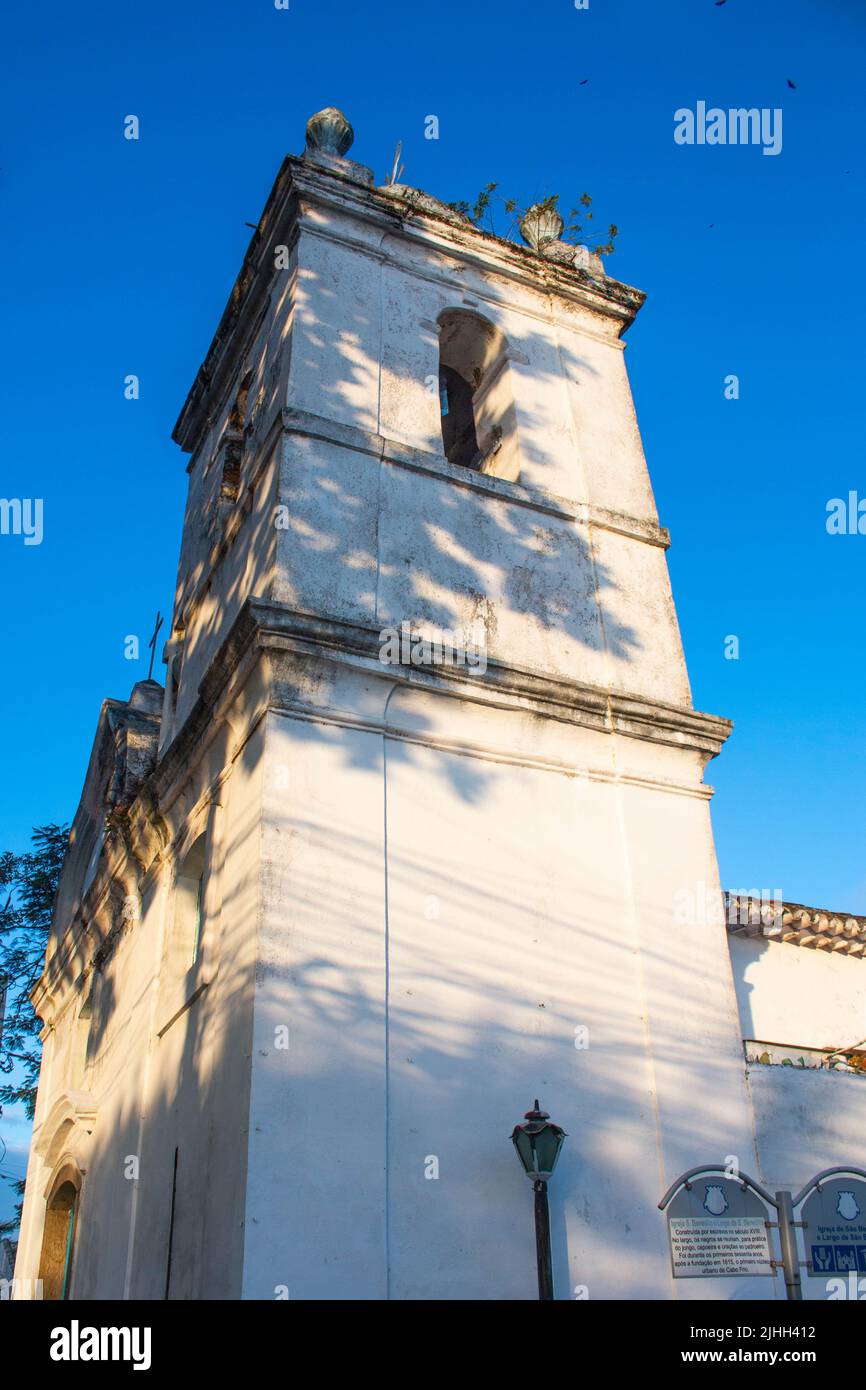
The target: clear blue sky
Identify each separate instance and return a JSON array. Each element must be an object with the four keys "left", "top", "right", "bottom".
[{"left": 1, "top": 0, "right": 864, "bottom": 908}]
